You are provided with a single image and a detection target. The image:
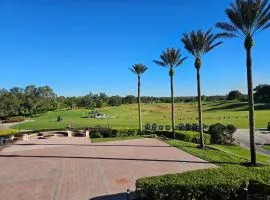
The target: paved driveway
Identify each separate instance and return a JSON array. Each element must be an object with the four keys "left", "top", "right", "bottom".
[
  {"left": 234, "top": 129, "right": 270, "bottom": 156},
  {"left": 0, "top": 137, "right": 215, "bottom": 200}
]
